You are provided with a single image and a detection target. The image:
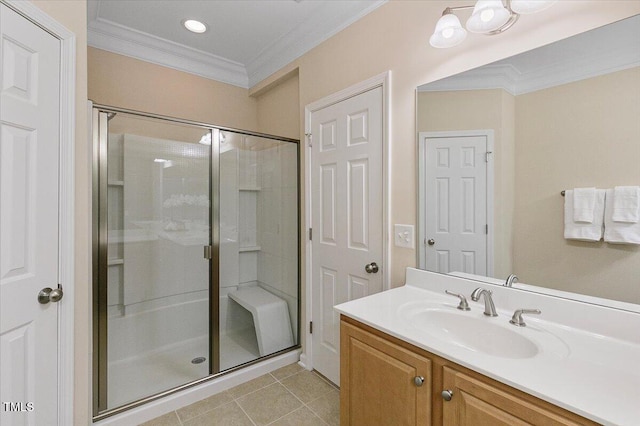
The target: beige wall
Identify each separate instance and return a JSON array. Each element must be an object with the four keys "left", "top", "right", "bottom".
[
  {"left": 417, "top": 89, "right": 515, "bottom": 278},
  {"left": 256, "top": 70, "right": 300, "bottom": 139},
  {"left": 28, "top": 1, "right": 89, "bottom": 424},
  {"left": 514, "top": 67, "right": 640, "bottom": 304},
  {"left": 88, "top": 47, "right": 259, "bottom": 131}
]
